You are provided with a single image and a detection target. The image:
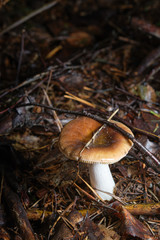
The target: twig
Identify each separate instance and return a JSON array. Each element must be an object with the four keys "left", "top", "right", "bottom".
[
  {"left": 48, "top": 197, "right": 77, "bottom": 239},
  {"left": 0, "top": 1, "right": 59, "bottom": 36},
  {"left": 16, "top": 30, "right": 26, "bottom": 85},
  {"left": 16, "top": 102, "right": 160, "bottom": 171},
  {"left": 135, "top": 46, "right": 160, "bottom": 76},
  {"left": 143, "top": 64, "right": 160, "bottom": 83},
  {"left": 131, "top": 17, "right": 160, "bottom": 39},
  {"left": 0, "top": 71, "right": 51, "bottom": 99},
  {"left": 87, "top": 112, "right": 160, "bottom": 168},
  {"left": 43, "top": 88, "right": 63, "bottom": 132},
  {"left": 0, "top": 78, "right": 47, "bottom": 114}
]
